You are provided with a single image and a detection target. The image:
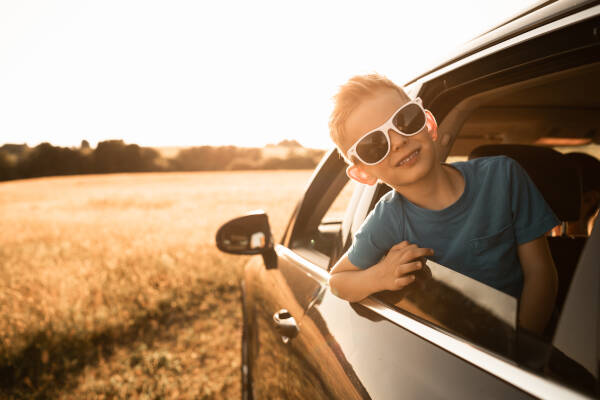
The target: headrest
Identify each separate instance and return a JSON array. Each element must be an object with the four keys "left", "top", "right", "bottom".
[
  {"left": 469, "top": 145, "right": 582, "bottom": 221},
  {"left": 563, "top": 152, "right": 600, "bottom": 193}
]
